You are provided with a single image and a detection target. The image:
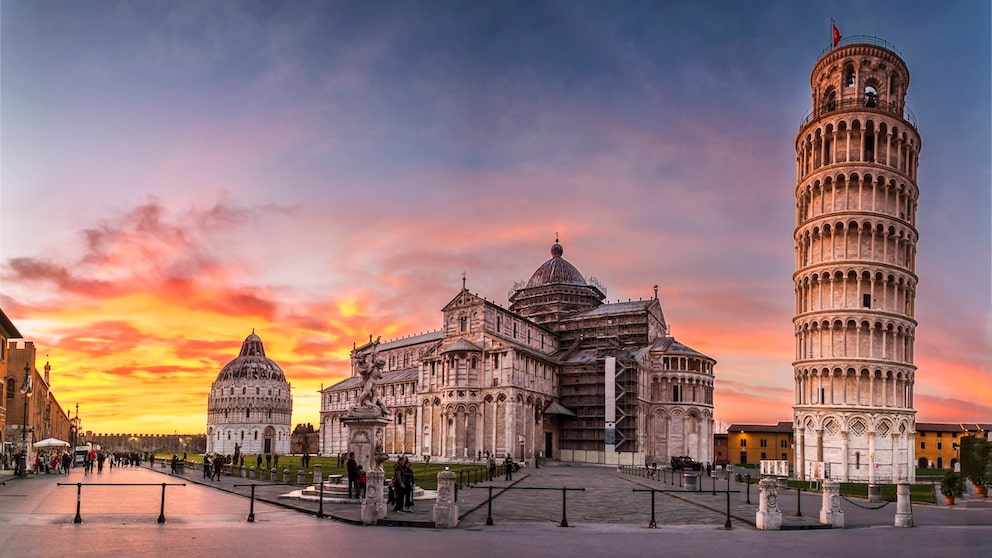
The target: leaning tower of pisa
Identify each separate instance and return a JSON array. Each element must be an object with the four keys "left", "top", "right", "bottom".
[{"left": 792, "top": 36, "right": 921, "bottom": 484}]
